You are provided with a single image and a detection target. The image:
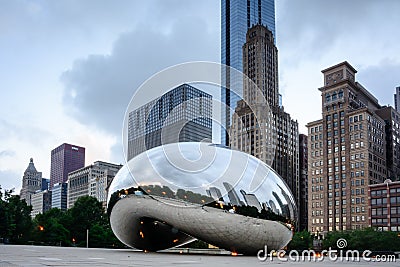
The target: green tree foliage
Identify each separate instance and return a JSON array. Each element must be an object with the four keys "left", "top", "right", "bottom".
[
  {"left": 31, "top": 196, "right": 123, "bottom": 248},
  {"left": 0, "top": 186, "right": 123, "bottom": 247},
  {"left": 68, "top": 196, "right": 105, "bottom": 246},
  {"left": 32, "top": 208, "right": 70, "bottom": 246},
  {"left": 88, "top": 221, "right": 122, "bottom": 248},
  {"left": 0, "top": 187, "right": 32, "bottom": 244},
  {"left": 322, "top": 228, "right": 400, "bottom": 252},
  {"left": 287, "top": 230, "right": 313, "bottom": 250}
]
